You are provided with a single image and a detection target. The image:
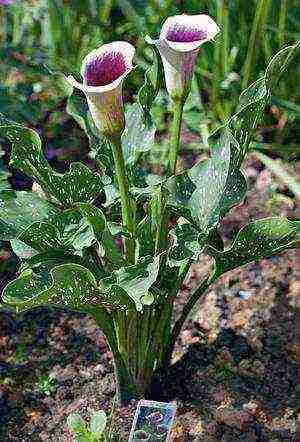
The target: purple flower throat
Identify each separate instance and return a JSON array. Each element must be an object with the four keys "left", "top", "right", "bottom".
[
  {"left": 167, "top": 24, "right": 207, "bottom": 43},
  {"left": 84, "top": 51, "right": 127, "bottom": 87},
  {"left": 0, "top": 0, "right": 14, "bottom": 5}
]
